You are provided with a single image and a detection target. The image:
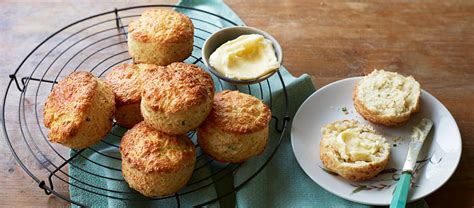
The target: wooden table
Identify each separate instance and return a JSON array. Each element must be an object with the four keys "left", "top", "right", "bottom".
[{"left": 1, "top": 1, "right": 472, "bottom": 207}]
